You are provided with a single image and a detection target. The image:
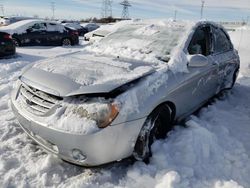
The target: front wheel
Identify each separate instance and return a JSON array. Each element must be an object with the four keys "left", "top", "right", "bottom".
[
  {"left": 62, "top": 38, "right": 72, "bottom": 46},
  {"left": 133, "top": 104, "right": 173, "bottom": 162}
]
